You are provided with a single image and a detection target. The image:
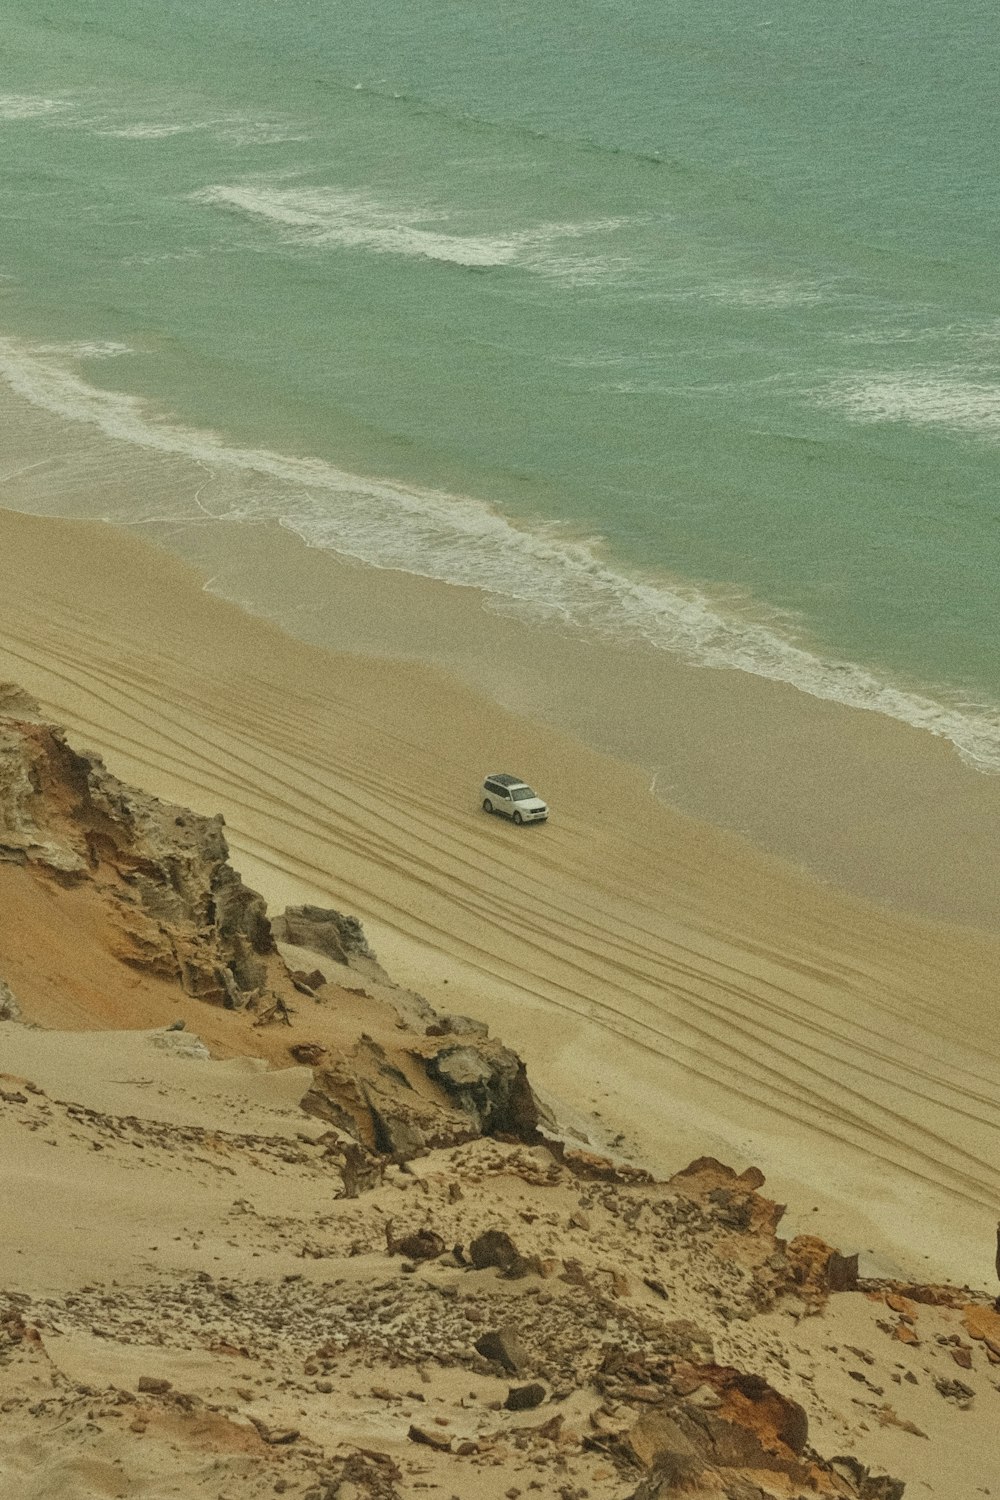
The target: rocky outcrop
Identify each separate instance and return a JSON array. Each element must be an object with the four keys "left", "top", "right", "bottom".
[
  {"left": 826, "top": 1458, "right": 907, "bottom": 1499},
  {"left": 0, "top": 977, "right": 20, "bottom": 1021},
  {"left": 669, "top": 1157, "right": 784, "bottom": 1237},
  {"left": 302, "top": 1035, "right": 476, "bottom": 1155},
  {"left": 599, "top": 1349, "right": 904, "bottom": 1499},
  {"left": 662, "top": 1155, "right": 867, "bottom": 1314},
  {"left": 421, "top": 1034, "right": 546, "bottom": 1137},
  {"left": 302, "top": 1030, "right": 548, "bottom": 1156},
  {"left": 786, "top": 1234, "right": 860, "bottom": 1300},
  {"left": 962, "top": 1302, "right": 1000, "bottom": 1361},
  {"left": 2, "top": 689, "right": 554, "bottom": 1167},
  {"left": 271, "top": 904, "right": 374, "bottom": 966},
  {"left": 0, "top": 689, "right": 273, "bottom": 1007}
]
